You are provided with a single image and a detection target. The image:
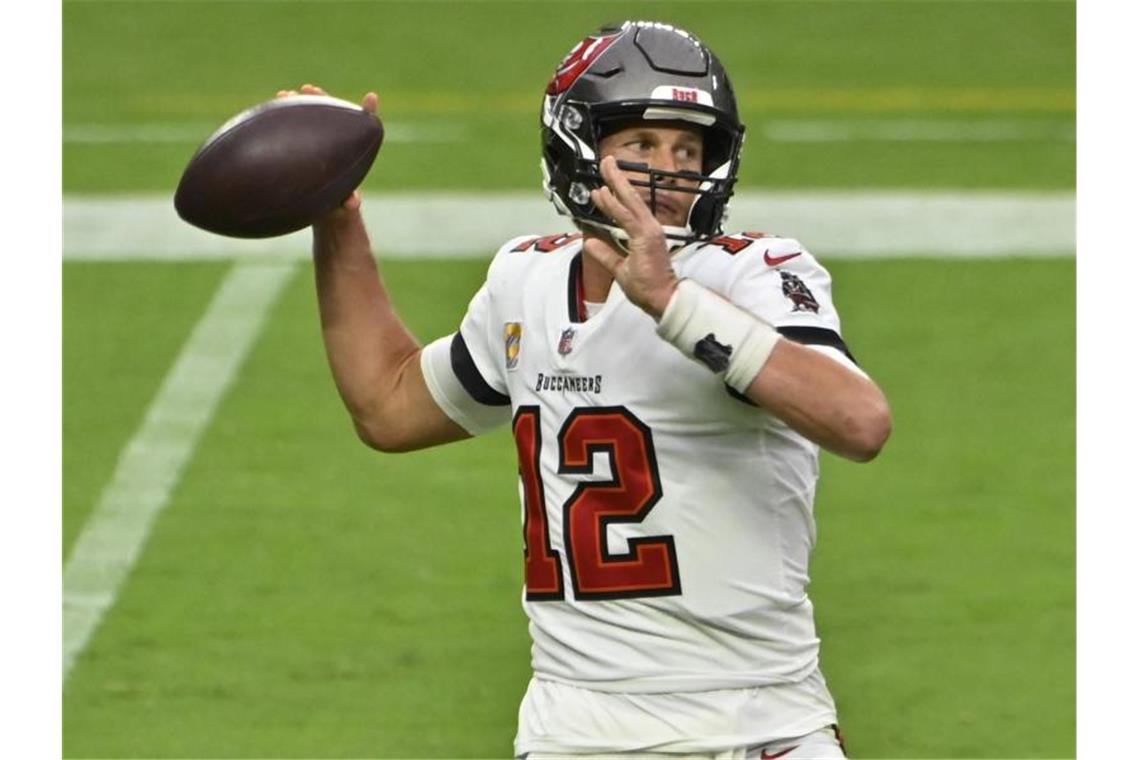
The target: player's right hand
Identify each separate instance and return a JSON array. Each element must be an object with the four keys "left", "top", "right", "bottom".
[
  {"left": 585, "top": 155, "right": 679, "bottom": 320},
  {"left": 276, "top": 84, "right": 380, "bottom": 215}
]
